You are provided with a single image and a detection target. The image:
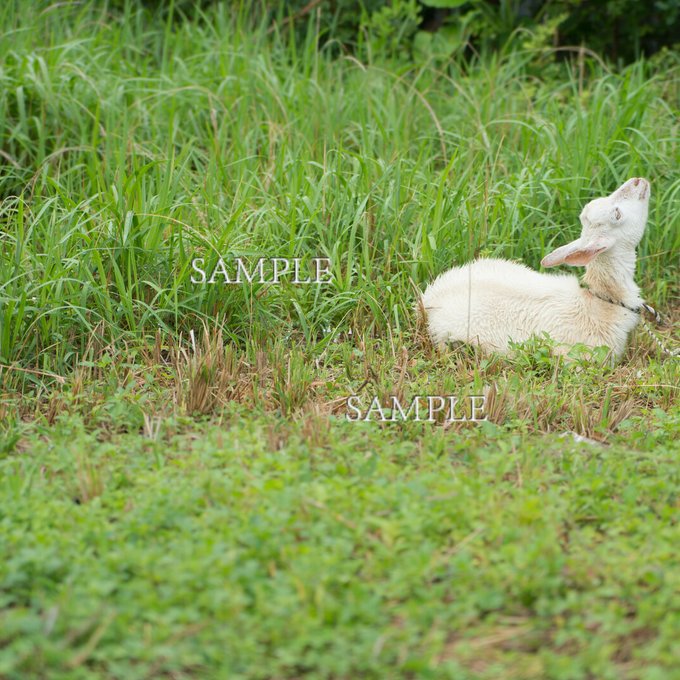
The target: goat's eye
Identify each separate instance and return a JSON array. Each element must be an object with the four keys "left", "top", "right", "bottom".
[{"left": 613, "top": 207, "right": 622, "bottom": 221}]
